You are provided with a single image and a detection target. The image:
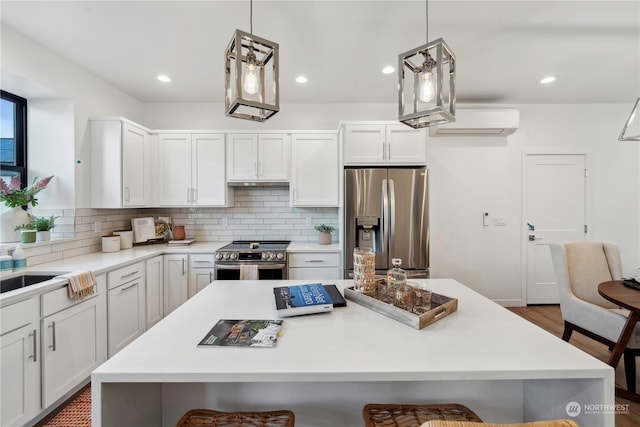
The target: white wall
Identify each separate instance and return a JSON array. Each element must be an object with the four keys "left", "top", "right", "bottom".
[{"left": 0, "top": 25, "right": 143, "bottom": 208}]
